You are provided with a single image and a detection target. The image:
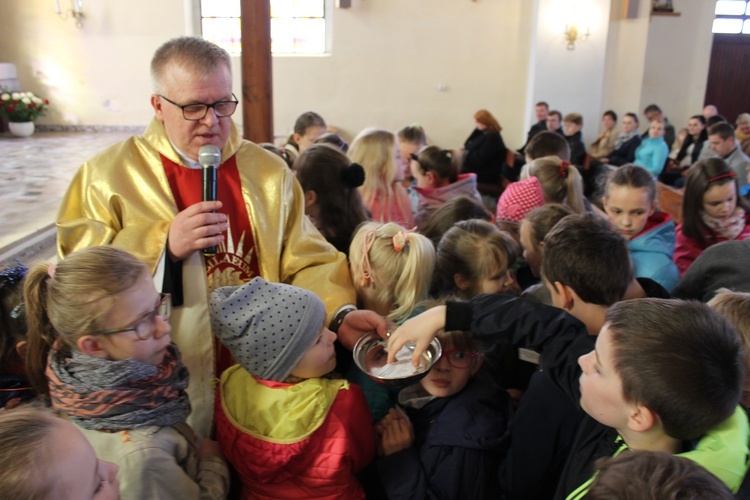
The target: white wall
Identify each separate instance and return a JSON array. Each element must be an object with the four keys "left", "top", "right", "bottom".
[
  {"left": 0, "top": 0, "right": 718, "bottom": 149},
  {"left": 530, "top": 0, "right": 612, "bottom": 144},
  {"left": 272, "top": 0, "right": 530, "bottom": 149},
  {"left": 0, "top": 0, "right": 186, "bottom": 126},
  {"left": 600, "top": 0, "right": 651, "bottom": 122},
  {"left": 640, "top": 1, "right": 715, "bottom": 131}
]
